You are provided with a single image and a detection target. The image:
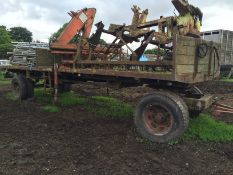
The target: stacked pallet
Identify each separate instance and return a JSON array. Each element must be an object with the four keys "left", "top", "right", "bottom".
[{"left": 9, "top": 42, "right": 49, "bottom": 66}]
